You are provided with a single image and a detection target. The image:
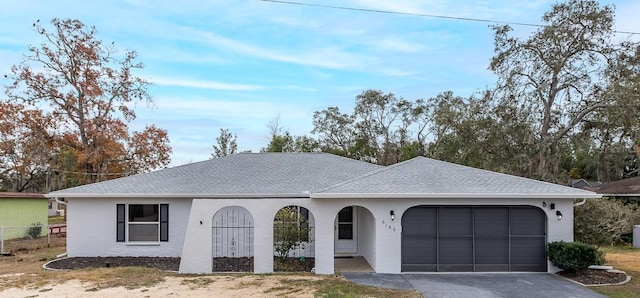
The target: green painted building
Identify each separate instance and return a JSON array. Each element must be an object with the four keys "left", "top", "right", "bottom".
[{"left": 0, "top": 192, "right": 47, "bottom": 240}]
